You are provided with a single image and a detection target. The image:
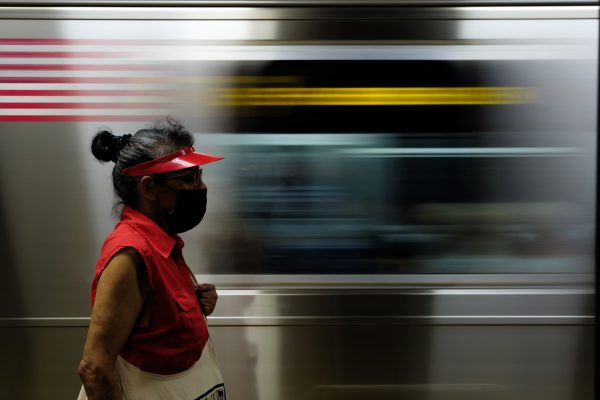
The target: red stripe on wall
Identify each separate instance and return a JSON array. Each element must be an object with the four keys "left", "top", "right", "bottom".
[
  {"left": 0, "top": 89, "right": 172, "bottom": 96},
  {"left": 0, "top": 64, "right": 166, "bottom": 71},
  {"left": 0, "top": 77, "right": 167, "bottom": 84},
  {"left": 0, "top": 39, "right": 159, "bottom": 46},
  {"left": 0, "top": 102, "right": 170, "bottom": 109},
  {"left": 0, "top": 115, "right": 157, "bottom": 122},
  {"left": 0, "top": 39, "right": 205, "bottom": 46},
  {"left": 0, "top": 52, "right": 128, "bottom": 58}
]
